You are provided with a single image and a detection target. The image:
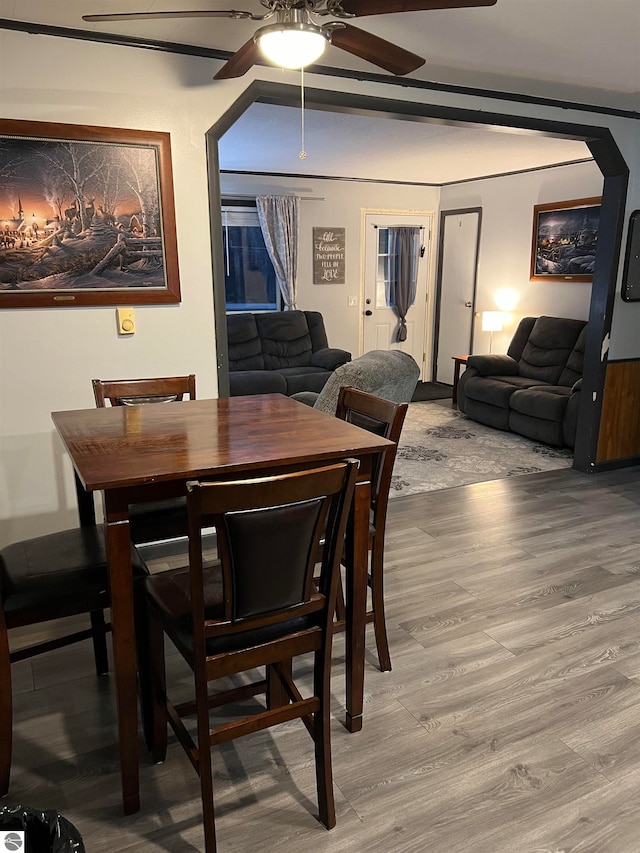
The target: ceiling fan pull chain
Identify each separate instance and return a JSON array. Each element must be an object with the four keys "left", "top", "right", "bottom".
[{"left": 299, "top": 67, "right": 307, "bottom": 160}]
